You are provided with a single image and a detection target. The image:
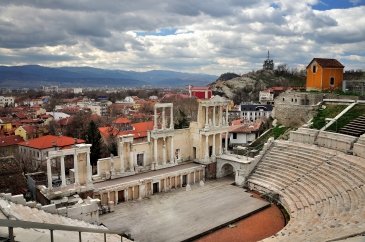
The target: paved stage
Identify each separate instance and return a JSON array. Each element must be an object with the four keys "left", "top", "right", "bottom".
[{"left": 100, "top": 178, "right": 270, "bottom": 242}]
